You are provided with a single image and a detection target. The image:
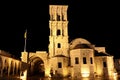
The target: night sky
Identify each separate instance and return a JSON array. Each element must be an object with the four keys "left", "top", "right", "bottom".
[{"left": 0, "top": 0, "right": 119, "bottom": 58}]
